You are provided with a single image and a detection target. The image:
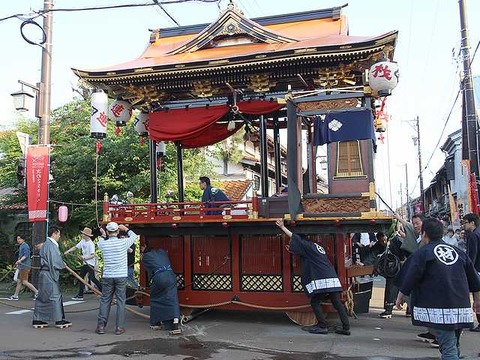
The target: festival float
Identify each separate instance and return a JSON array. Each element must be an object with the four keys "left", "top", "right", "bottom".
[{"left": 74, "top": 2, "right": 399, "bottom": 324}]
